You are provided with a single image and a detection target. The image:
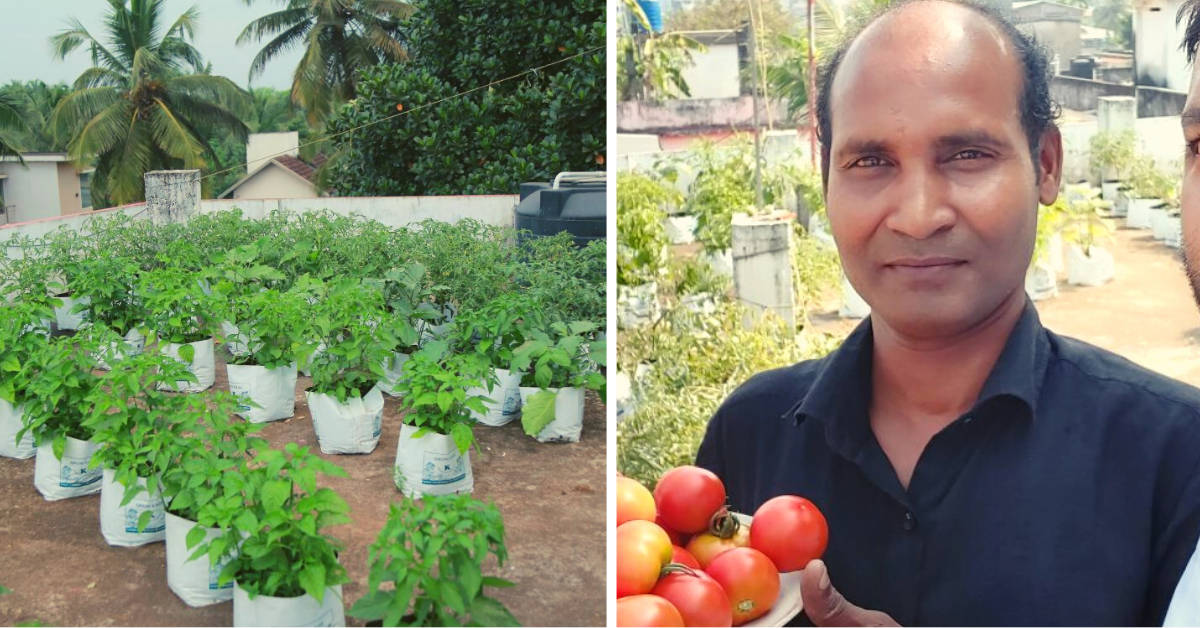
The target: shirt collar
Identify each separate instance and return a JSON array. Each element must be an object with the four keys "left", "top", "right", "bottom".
[{"left": 784, "top": 298, "right": 1050, "bottom": 451}]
